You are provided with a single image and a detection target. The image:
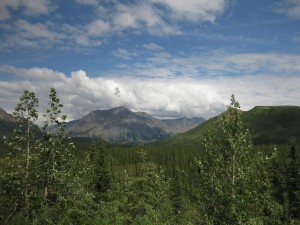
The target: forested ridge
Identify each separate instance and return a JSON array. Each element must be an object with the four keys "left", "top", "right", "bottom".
[{"left": 0, "top": 88, "right": 300, "bottom": 224}]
